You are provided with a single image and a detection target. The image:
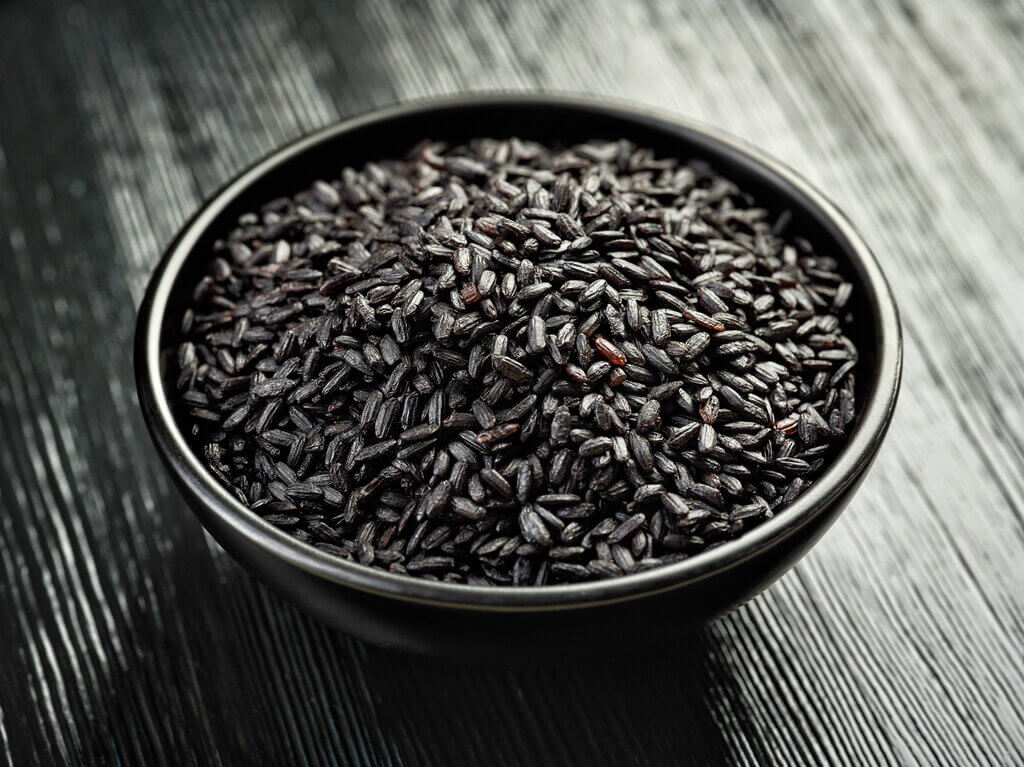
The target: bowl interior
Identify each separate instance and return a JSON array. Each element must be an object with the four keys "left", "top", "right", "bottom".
[{"left": 143, "top": 97, "right": 898, "bottom": 609}]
